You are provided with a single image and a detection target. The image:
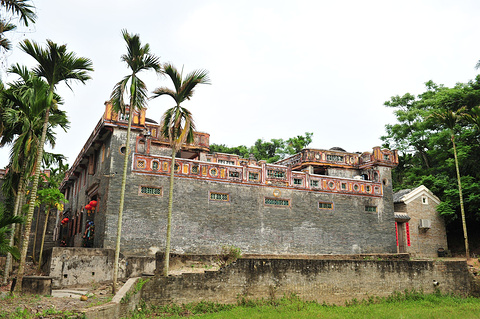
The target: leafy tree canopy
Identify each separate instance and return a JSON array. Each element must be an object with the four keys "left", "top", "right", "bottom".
[
  {"left": 210, "top": 132, "right": 313, "bottom": 163},
  {"left": 382, "top": 75, "right": 480, "bottom": 223}
]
